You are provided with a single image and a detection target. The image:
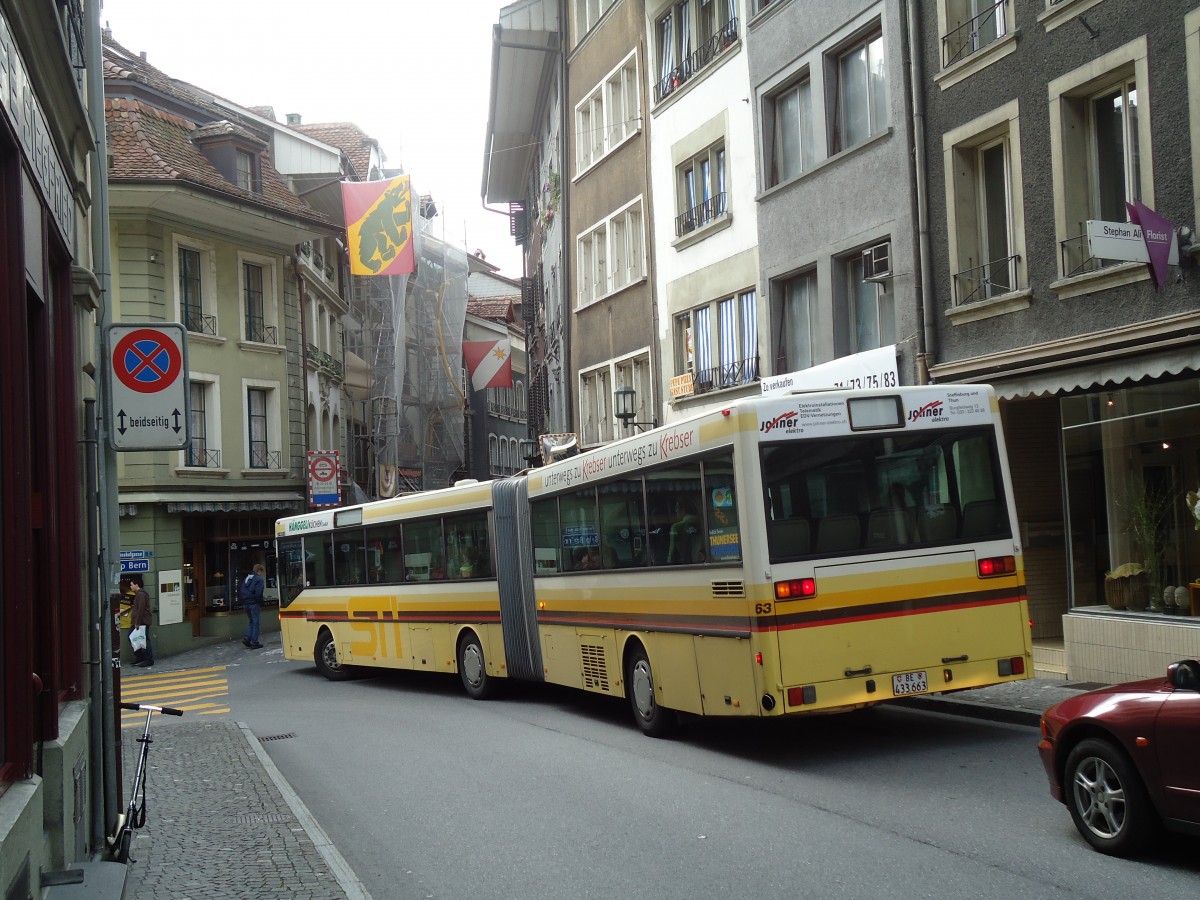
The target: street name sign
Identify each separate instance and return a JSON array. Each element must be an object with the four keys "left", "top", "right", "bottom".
[{"left": 106, "top": 323, "right": 190, "bottom": 451}]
